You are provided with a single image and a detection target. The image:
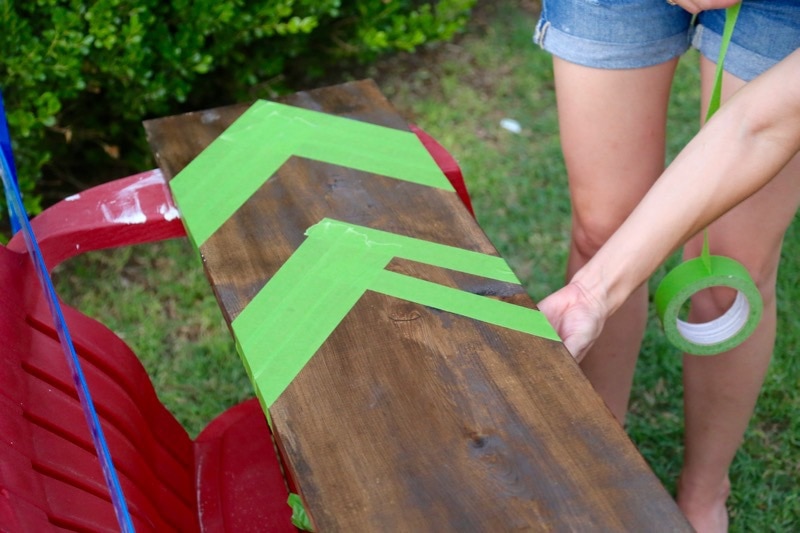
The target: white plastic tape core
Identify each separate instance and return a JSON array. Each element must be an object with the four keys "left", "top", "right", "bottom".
[{"left": 675, "top": 291, "right": 750, "bottom": 346}]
